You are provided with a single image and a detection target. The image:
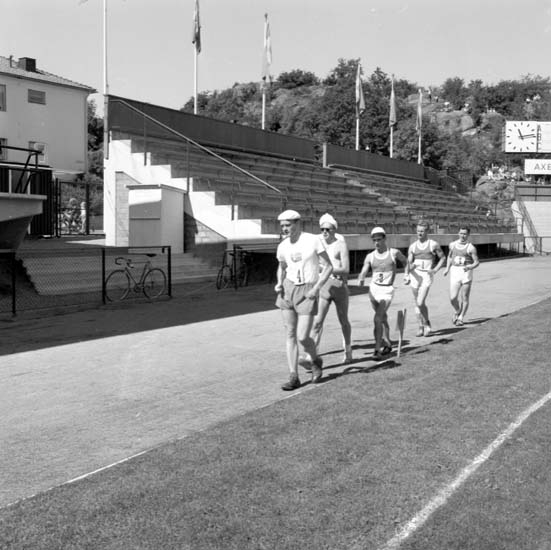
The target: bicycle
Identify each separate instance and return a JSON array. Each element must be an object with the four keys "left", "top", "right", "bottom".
[
  {"left": 105, "top": 255, "right": 167, "bottom": 301},
  {"left": 216, "top": 249, "right": 250, "bottom": 289}
]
